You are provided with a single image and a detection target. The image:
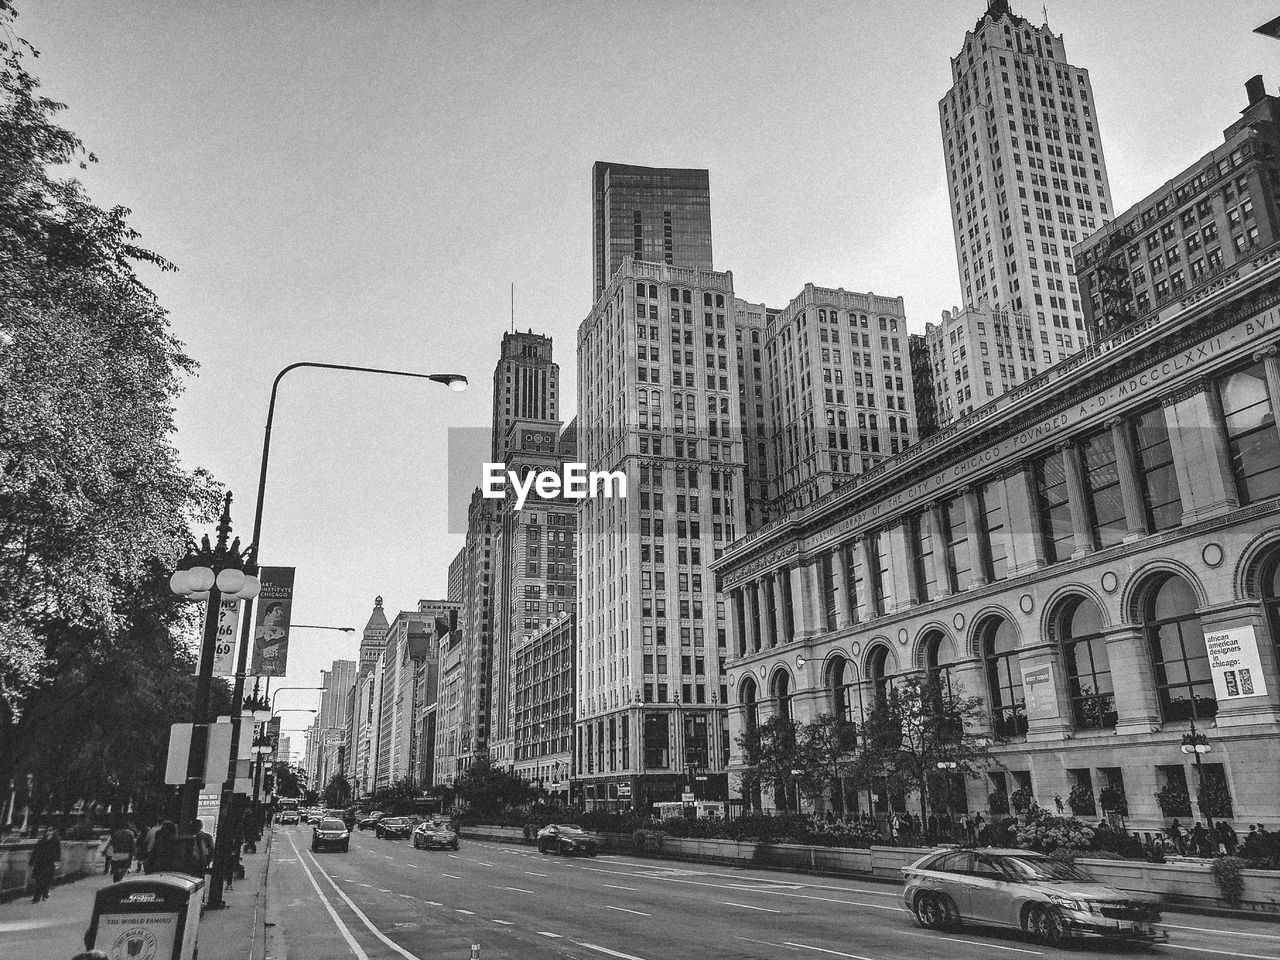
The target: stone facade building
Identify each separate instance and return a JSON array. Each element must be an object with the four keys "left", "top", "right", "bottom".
[
  {"left": 926, "top": 304, "right": 1036, "bottom": 425},
  {"left": 512, "top": 614, "right": 576, "bottom": 799},
  {"left": 715, "top": 251, "right": 1280, "bottom": 832}
]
